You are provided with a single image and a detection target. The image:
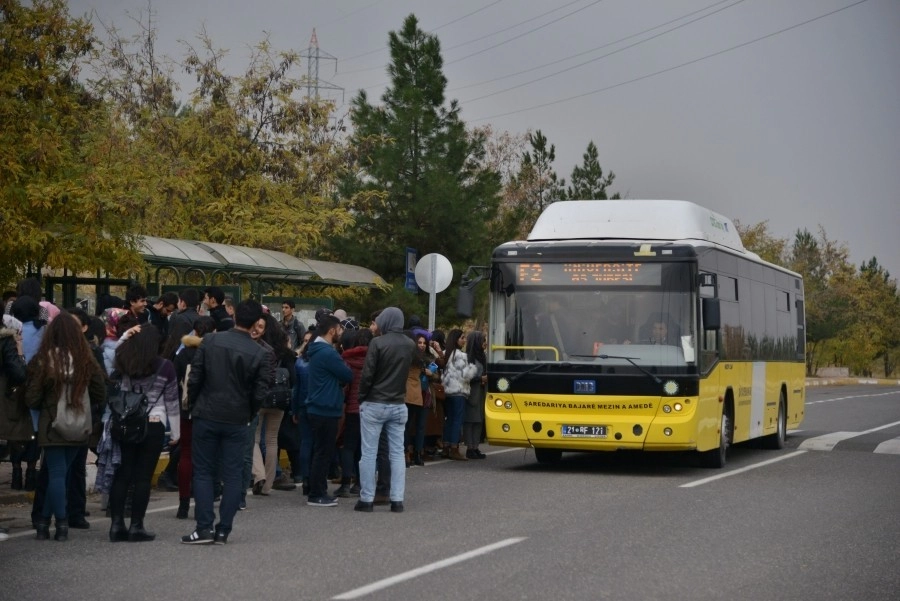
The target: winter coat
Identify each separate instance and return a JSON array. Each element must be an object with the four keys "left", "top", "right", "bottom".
[
  {"left": 441, "top": 350, "right": 478, "bottom": 397},
  {"left": 306, "top": 339, "right": 352, "bottom": 418},
  {"left": 341, "top": 345, "right": 368, "bottom": 414},
  {"left": 465, "top": 361, "right": 486, "bottom": 424},
  {"left": 188, "top": 328, "right": 273, "bottom": 425},
  {"left": 23, "top": 351, "right": 106, "bottom": 447}
]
